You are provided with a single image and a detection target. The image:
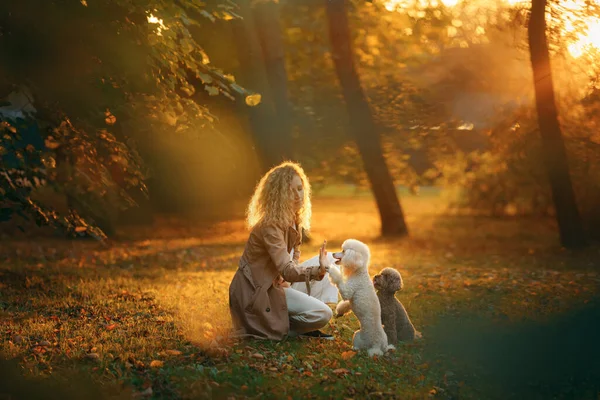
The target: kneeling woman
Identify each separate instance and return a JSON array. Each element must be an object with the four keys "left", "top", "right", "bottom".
[{"left": 229, "top": 162, "right": 337, "bottom": 340}]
